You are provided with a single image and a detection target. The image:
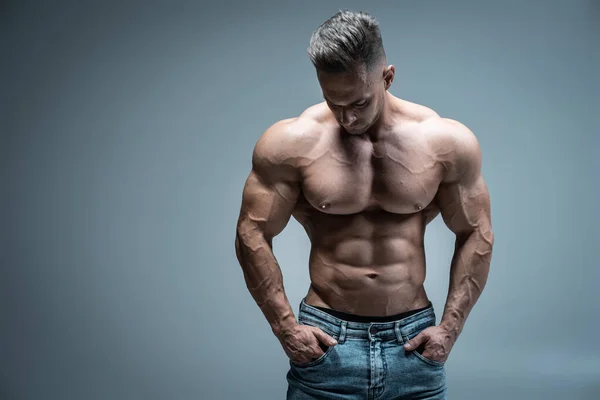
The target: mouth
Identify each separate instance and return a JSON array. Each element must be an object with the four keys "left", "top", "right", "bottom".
[{"left": 344, "top": 123, "right": 362, "bottom": 131}]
